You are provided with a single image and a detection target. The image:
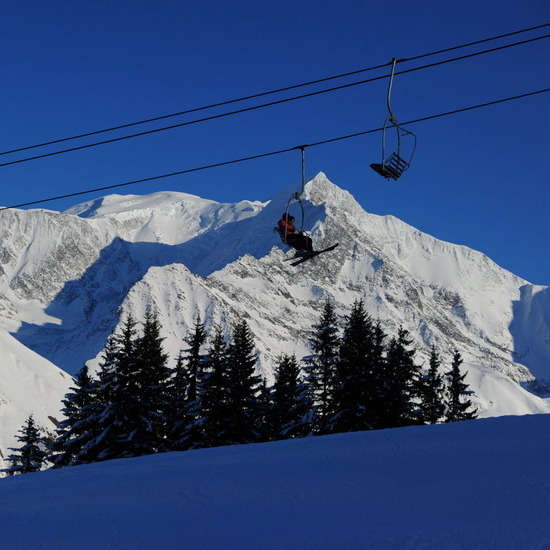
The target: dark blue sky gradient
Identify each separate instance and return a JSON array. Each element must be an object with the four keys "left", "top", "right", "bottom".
[{"left": 0, "top": 0, "right": 548, "bottom": 283}]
